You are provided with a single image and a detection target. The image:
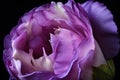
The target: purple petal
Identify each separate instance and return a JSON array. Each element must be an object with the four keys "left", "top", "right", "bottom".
[
  {"left": 50, "top": 28, "right": 80, "bottom": 78},
  {"left": 50, "top": 60, "right": 80, "bottom": 80},
  {"left": 77, "top": 35, "right": 95, "bottom": 80},
  {"left": 65, "top": 0, "right": 92, "bottom": 37},
  {"left": 62, "top": 60, "right": 81, "bottom": 80},
  {"left": 4, "top": 35, "right": 11, "bottom": 49},
  {"left": 77, "top": 35, "right": 95, "bottom": 61},
  {"left": 82, "top": 1, "right": 119, "bottom": 58},
  {"left": 20, "top": 71, "right": 54, "bottom": 80},
  {"left": 29, "top": 36, "right": 44, "bottom": 58},
  {"left": 79, "top": 50, "right": 94, "bottom": 80},
  {"left": 12, "top": 31, "right": 28, "bottom": 50},
  {"left": 20, "top": 8, "right": 36, "bottom": 23},
  {"left": 3, "top": 48, "right": 19, "bottom": 80}
]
